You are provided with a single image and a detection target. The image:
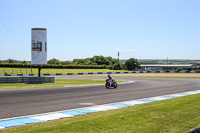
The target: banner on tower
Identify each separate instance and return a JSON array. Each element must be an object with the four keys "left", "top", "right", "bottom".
[{"left": 31, "top": 28, "right": 47, "bottom": 65}]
